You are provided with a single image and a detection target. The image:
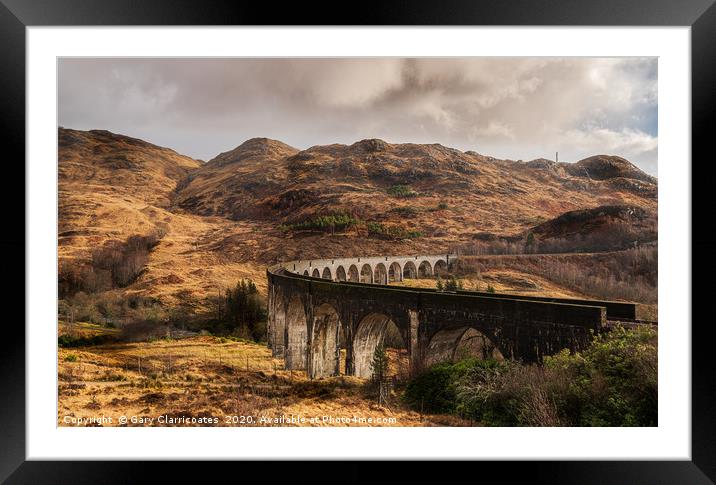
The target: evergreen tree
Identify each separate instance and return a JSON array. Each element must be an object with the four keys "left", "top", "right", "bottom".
[
  {"left": 445, "top": 275, "right": 462, "bottom": 292},
  {"left": 370, "top": 343, "right": 390, "bottom": 405},
  {"left": 525, "top": 232, "right": 536, "bottom": 253},
  {"left": 223, "top": 279, "right": 266, "bottom": 340},
  {"left": 370, "top": 343, "right": 389, "bottom": 382}
]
